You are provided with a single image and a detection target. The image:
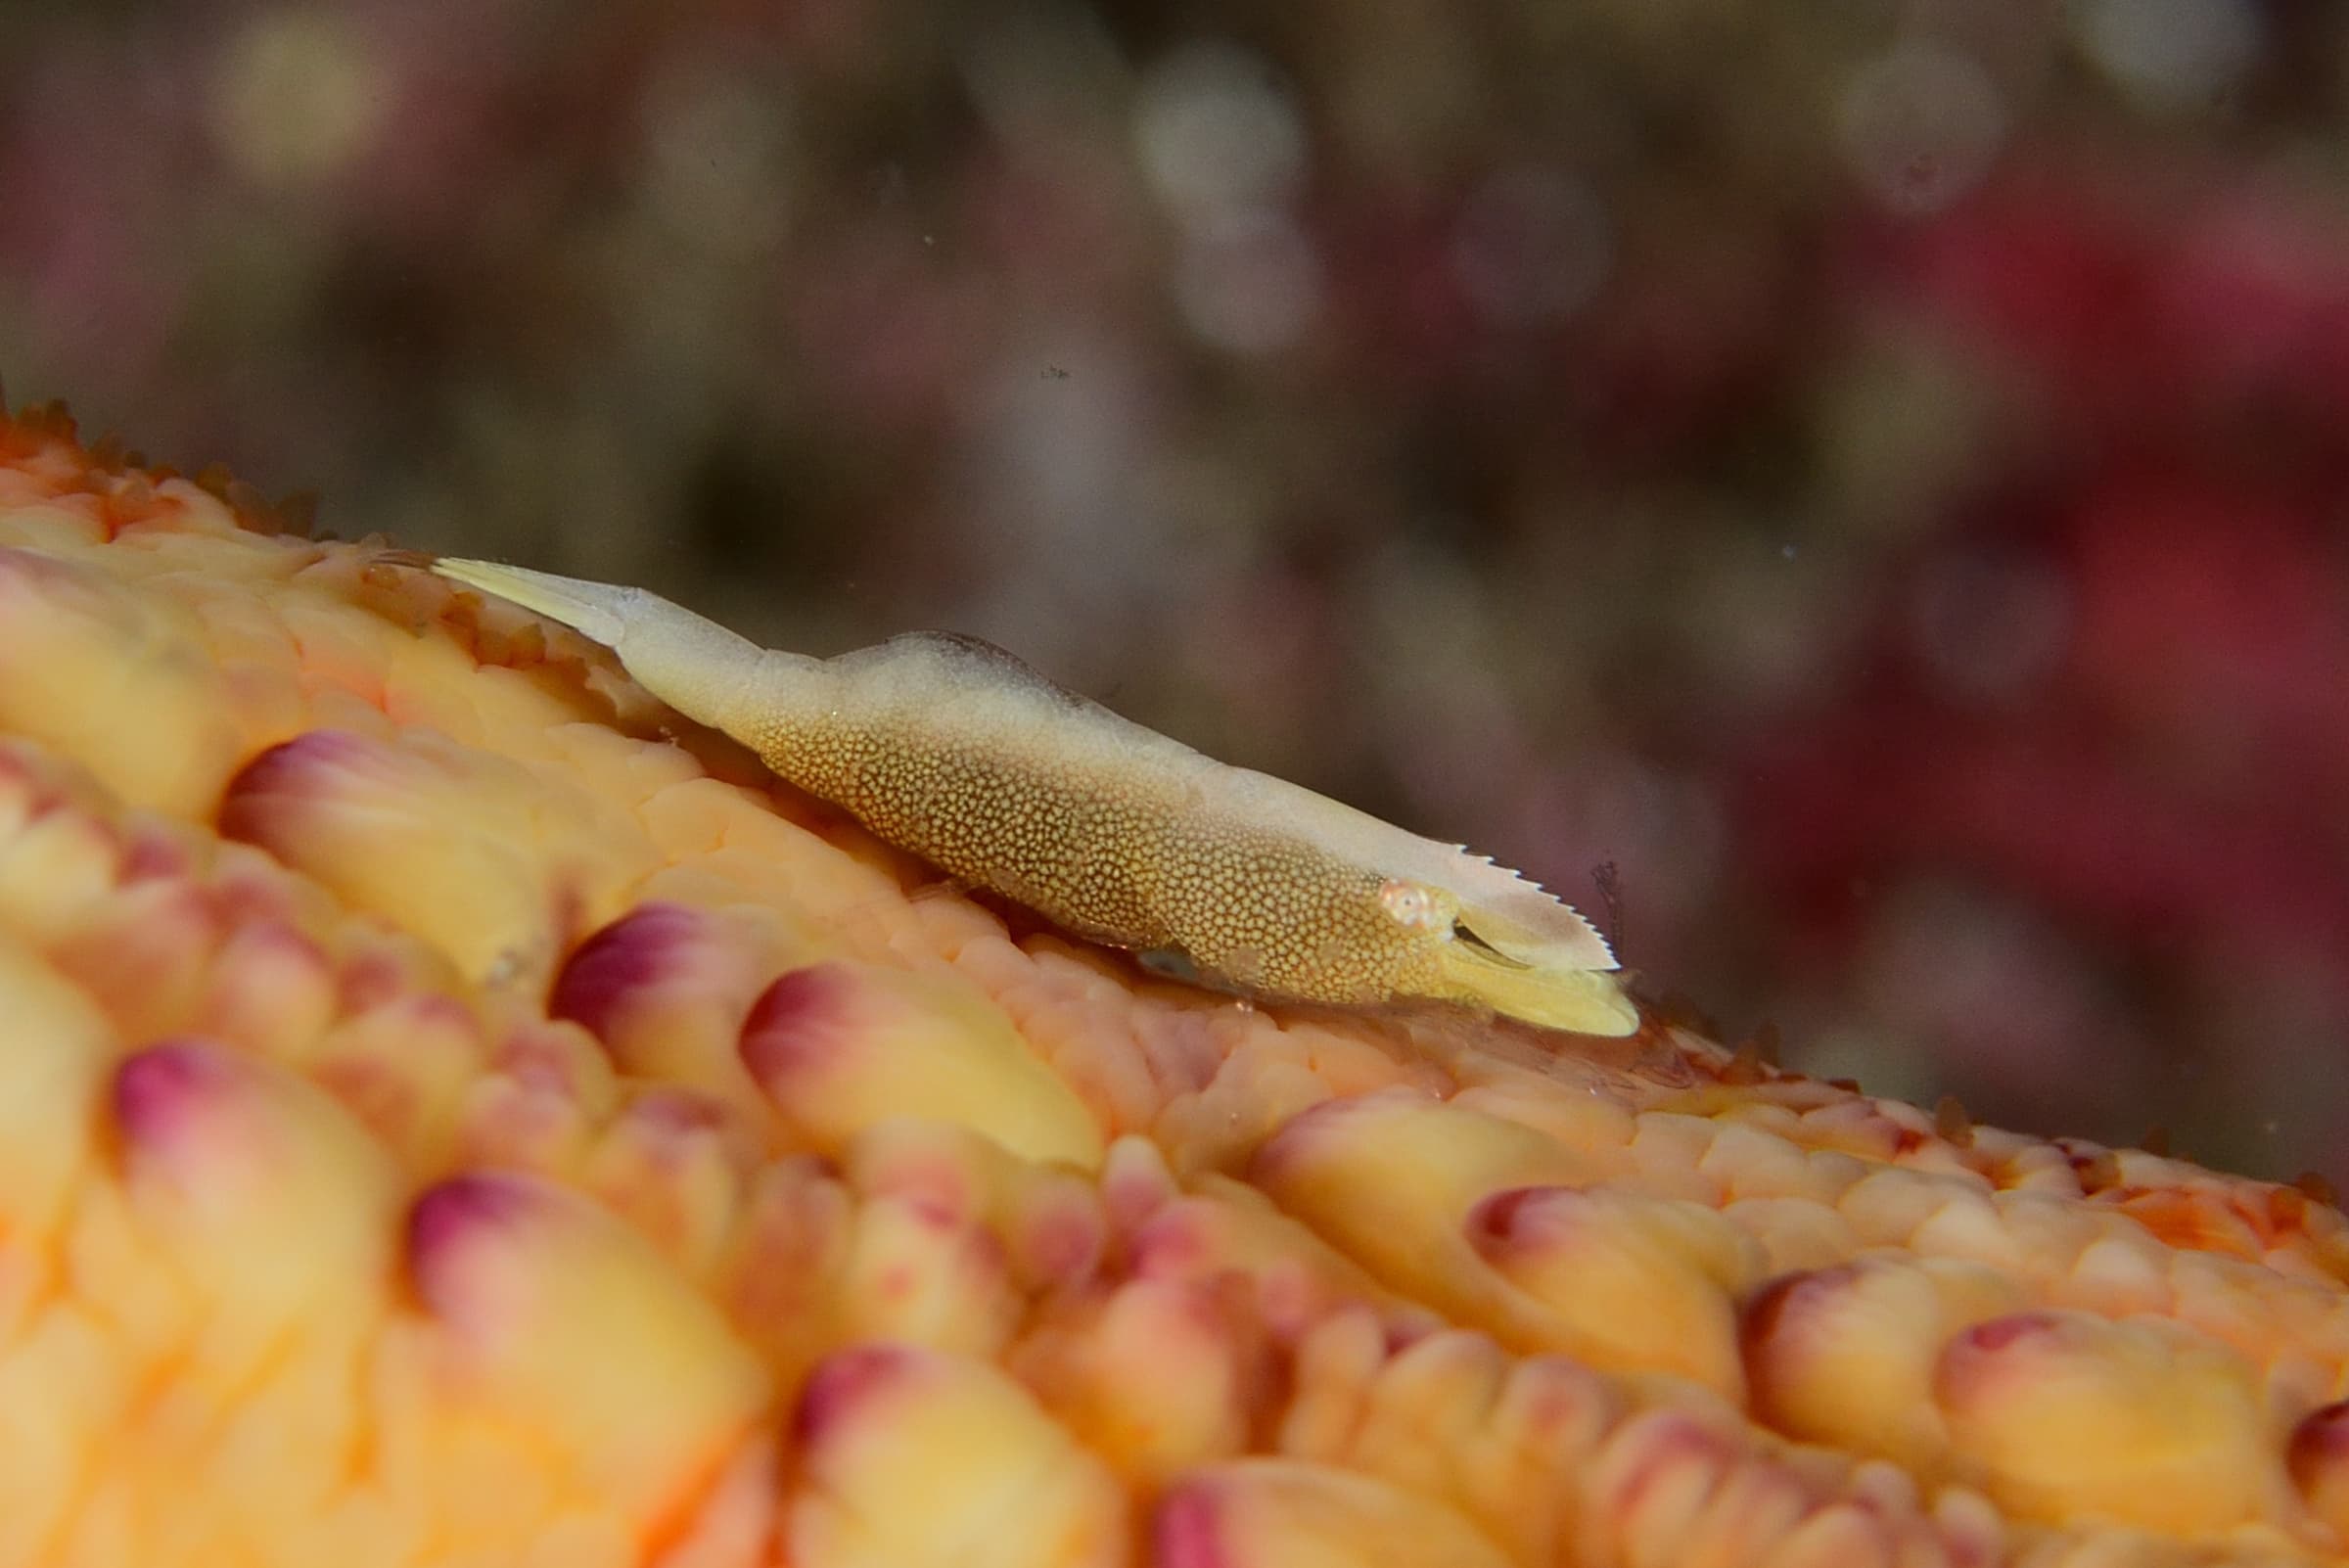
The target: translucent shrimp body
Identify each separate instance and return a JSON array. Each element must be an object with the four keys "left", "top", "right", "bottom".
[{"left": 431, "top": 559, "right": 1637, "bottom": 1036}]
